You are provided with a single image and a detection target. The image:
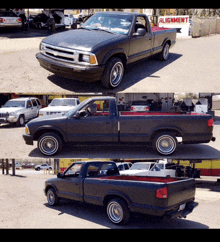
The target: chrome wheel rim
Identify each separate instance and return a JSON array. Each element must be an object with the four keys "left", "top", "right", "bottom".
[
  {"left": 39, "top": 136, "right": 58, "bottom": 155},
  {"left": 156, "top": 135, "right": 176, "bottom": 155},
  {"left": 47, "top": 190, "right": 55, "bottom": 205},
  {"left": 107, "top": 201, "right": 123, "bottom": 223},
  {"left": 163, "top": 44, "right": 169, "bottom": 60},
  {"left": 110, "top": 62, "right": 124, "bottom": 87}
]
